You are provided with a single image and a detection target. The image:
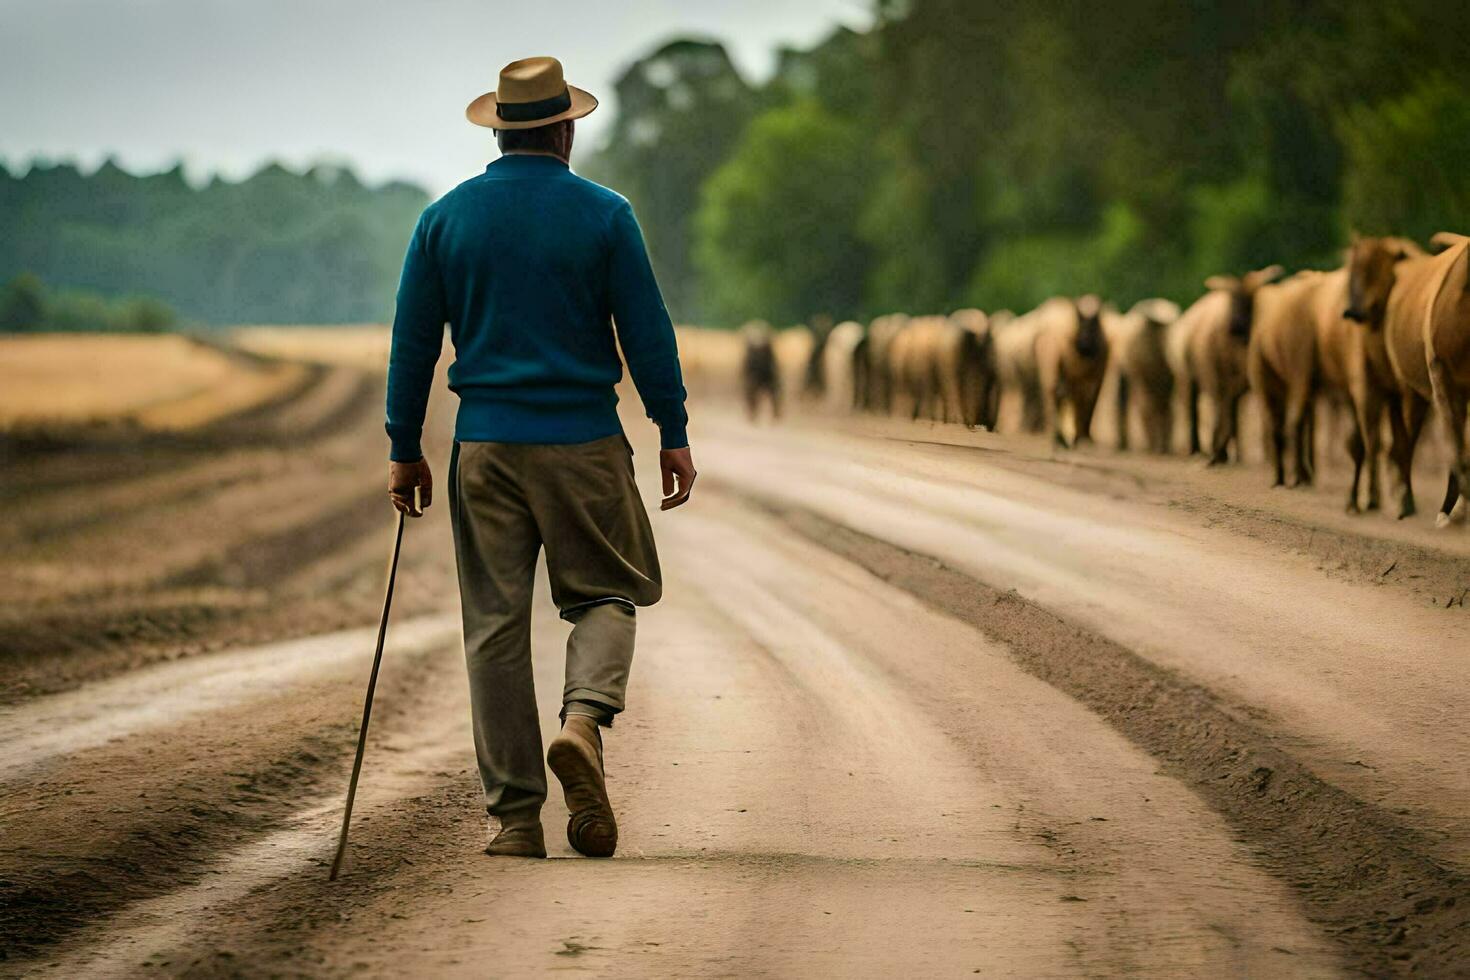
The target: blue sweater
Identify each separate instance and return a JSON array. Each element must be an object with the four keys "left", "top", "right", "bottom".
[{"left": 385, "top": 154, "right": 688, "bottom": 461}]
